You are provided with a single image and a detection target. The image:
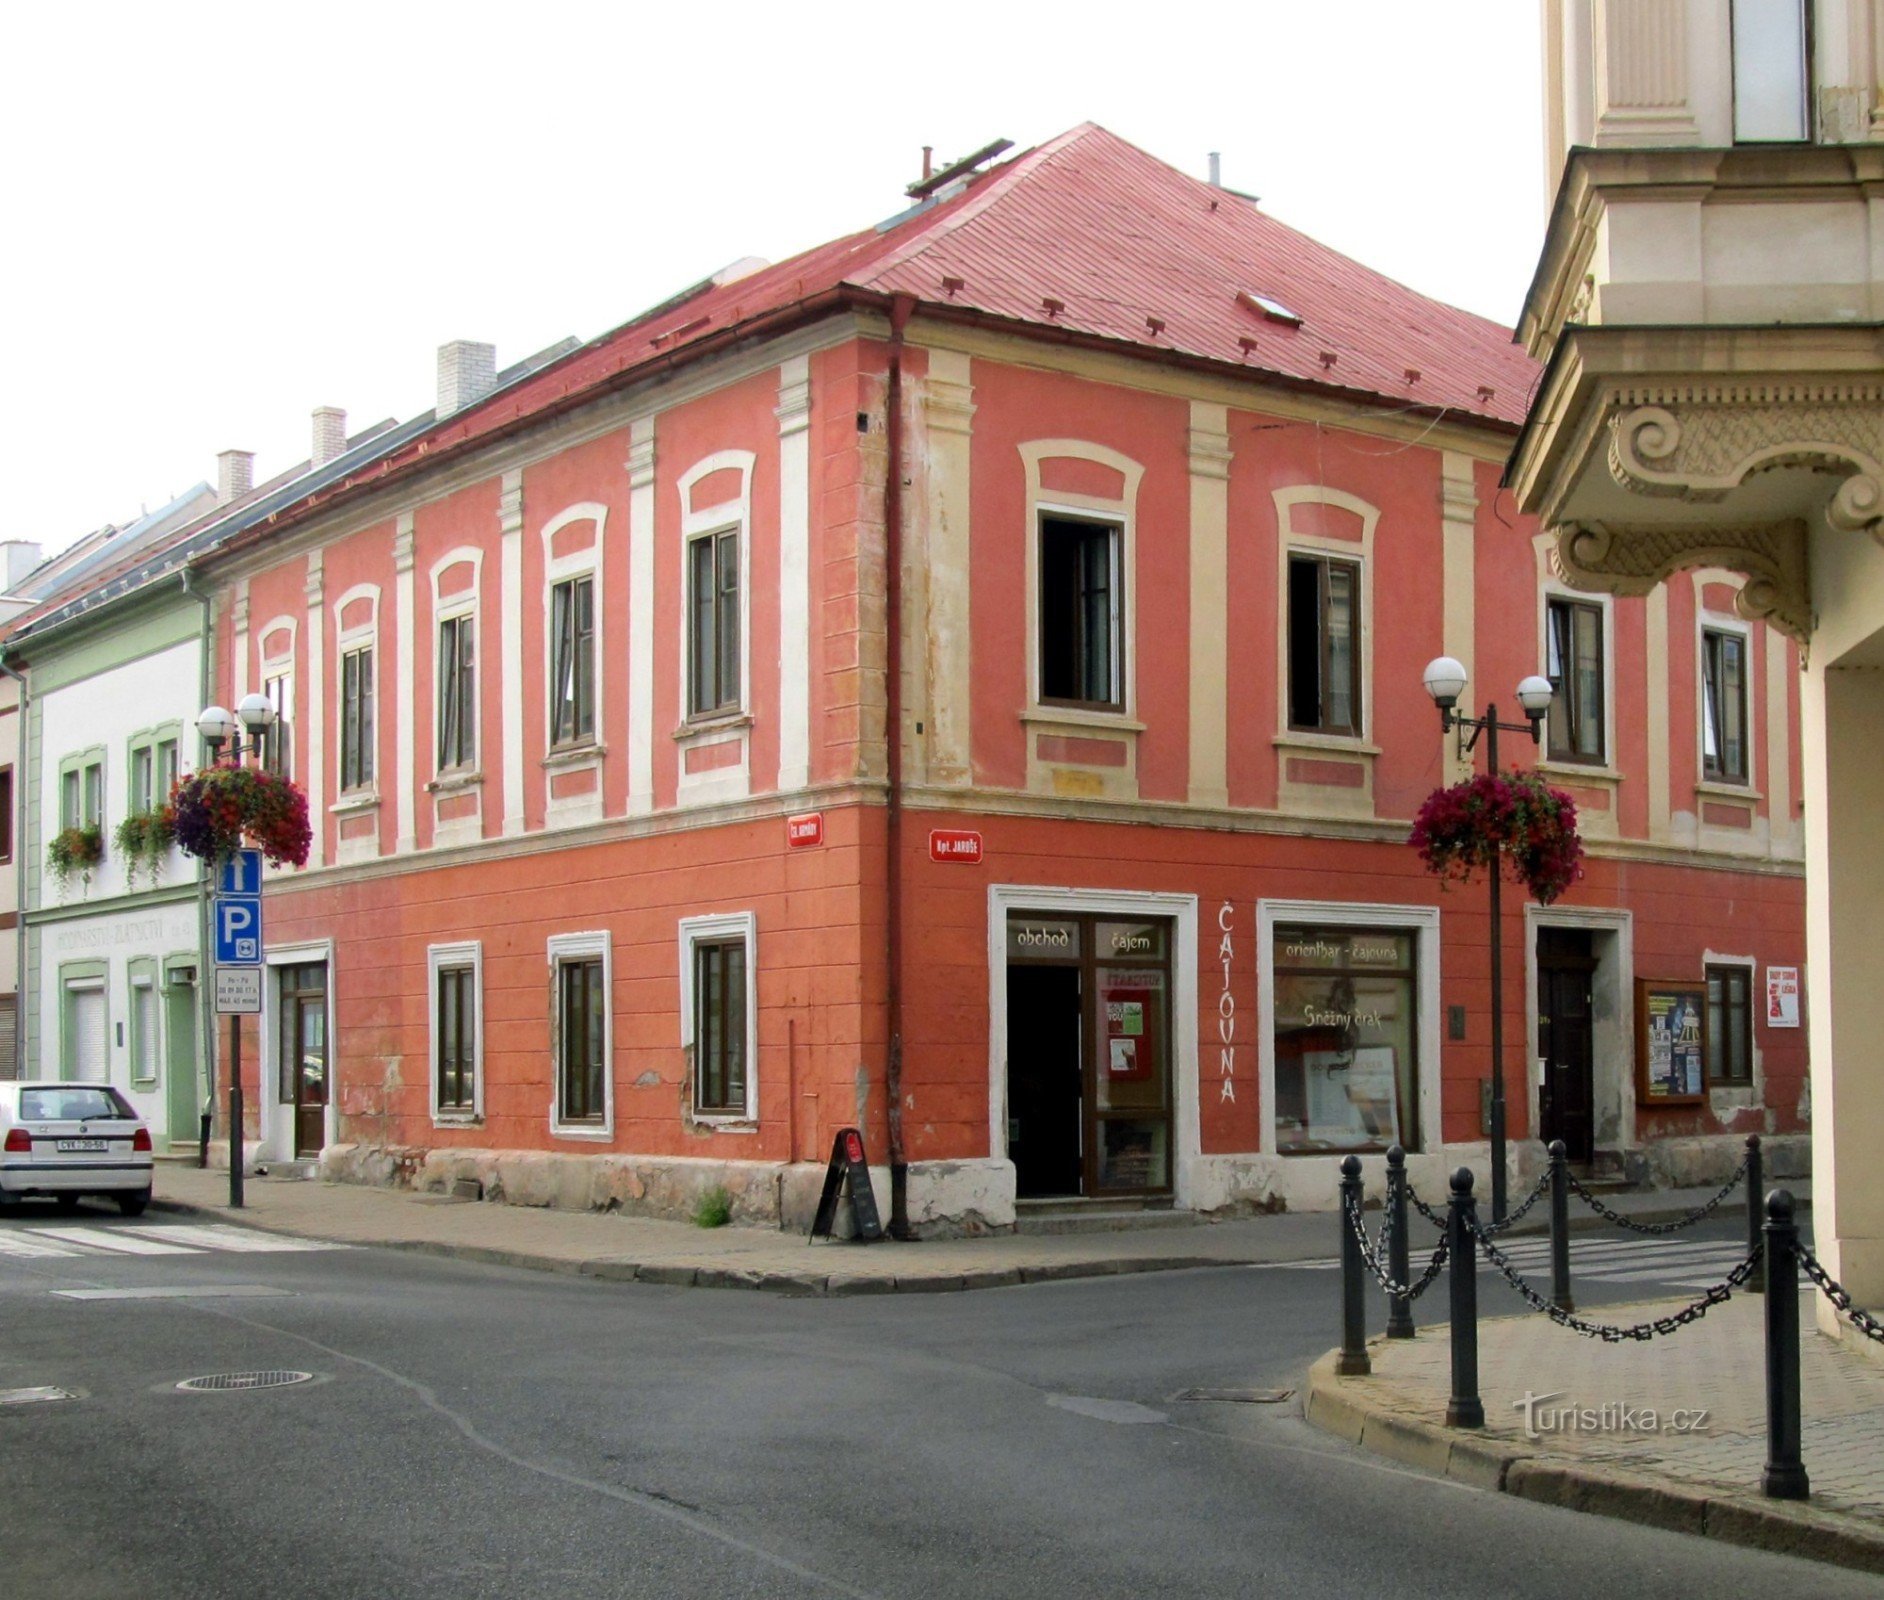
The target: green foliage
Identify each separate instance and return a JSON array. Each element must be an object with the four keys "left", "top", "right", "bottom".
[
  {"left": 114, "top": 809, "right": 177, "bottom": 889},
  {"left": 692, "top": 1185, "right": 734, "bottom": 1229},
  {"left": 46, "top": 824, "right": 104, "bottom": 891}
]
